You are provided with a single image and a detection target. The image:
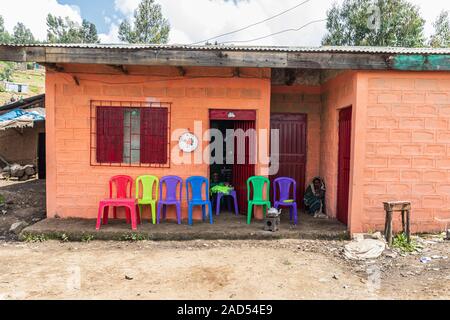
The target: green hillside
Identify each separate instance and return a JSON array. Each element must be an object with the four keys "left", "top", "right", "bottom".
[{"left": 0, "top": 62, "right": 45, "bottom": 106}]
